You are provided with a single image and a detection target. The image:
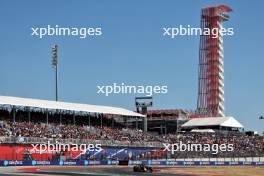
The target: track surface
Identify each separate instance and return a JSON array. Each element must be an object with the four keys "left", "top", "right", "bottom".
[
  {"left": 0, "top": 166, "right": 188, "bottom": 176},
  {"left": 1, "top": 165, "right": 263, "bottom": 176}
]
